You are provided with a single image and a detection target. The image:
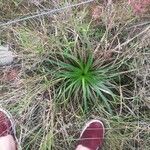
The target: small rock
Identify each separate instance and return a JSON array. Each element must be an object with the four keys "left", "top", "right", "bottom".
[
  {"left": 0, "top": 45, "right": 14, "bottom": 66},
  {"left": 91, "top": 5, "right": 103, "bottom": 20},
  {"left": 129, "top": 0, "right": 150, "bottom": 14},
  {"left": 3, "top": 68, "right": 19, "bottom": 82}
]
